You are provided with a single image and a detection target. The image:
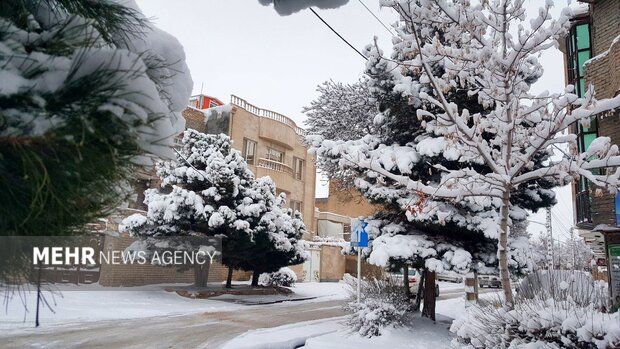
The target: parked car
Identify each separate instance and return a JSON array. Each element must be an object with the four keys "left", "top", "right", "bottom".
[
  {"left": 478, "top": 274, "right": 501, "bottom": 288},
  {"left": 437, "top": 271, "right": 463, "bottom": 283},
  {"left": 387, "top": 268, "right": 439, "bottom": 297}
]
